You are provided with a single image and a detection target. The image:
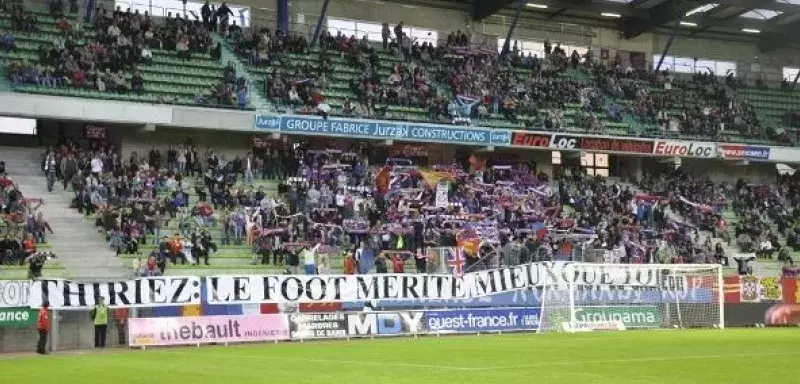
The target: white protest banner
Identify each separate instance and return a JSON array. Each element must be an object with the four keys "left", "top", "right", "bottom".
[
  {"left": 206, "top": 262, "right": 695, "bottom": 304},
  {"left": 435, "top": 182, "right": 449, "bottom": 208},
  {"left": 29, "top": 277, "right": 202, "bottom": 309},
  {"left": 0, "top": 280, "right": 30, "bottom": 308}
]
